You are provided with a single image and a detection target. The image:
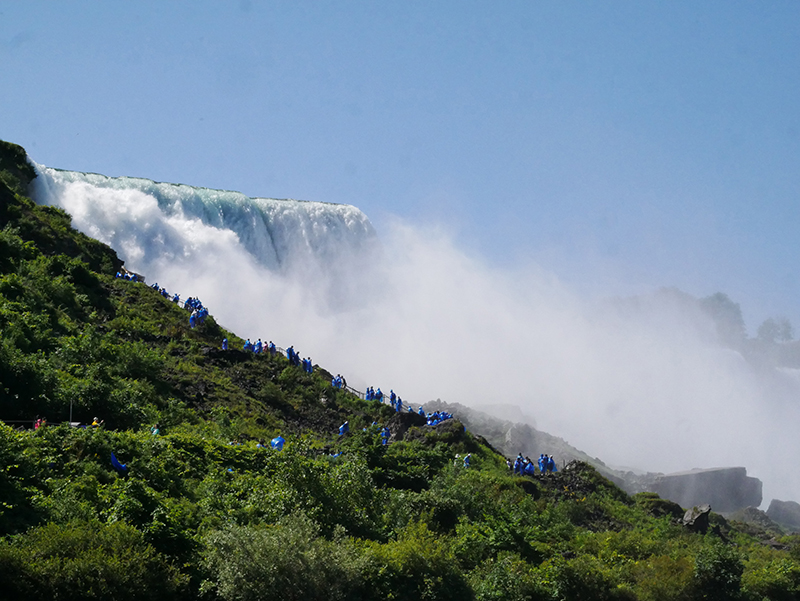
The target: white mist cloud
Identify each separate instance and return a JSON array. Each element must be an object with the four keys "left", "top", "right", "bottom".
[{"left": 32, "top": 165, "right": 800, "bottom": 505}]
